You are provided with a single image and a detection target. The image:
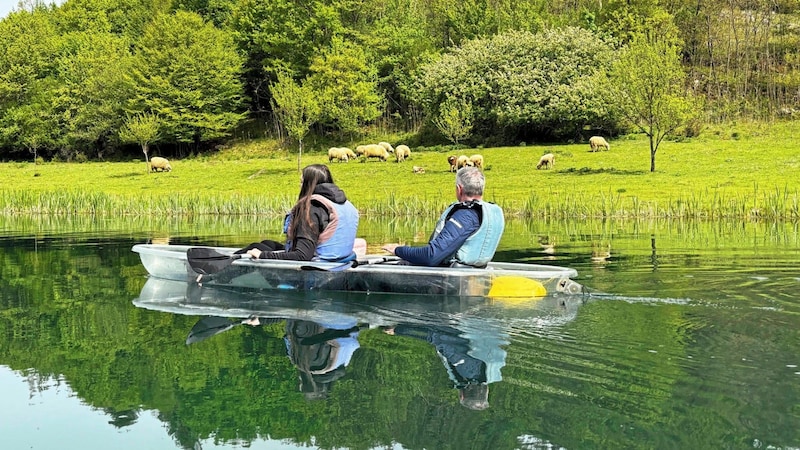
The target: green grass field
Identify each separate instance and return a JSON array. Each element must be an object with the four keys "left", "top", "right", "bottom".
[{"left": 2, "top": 121, "right": 800, "bottom": 219}]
